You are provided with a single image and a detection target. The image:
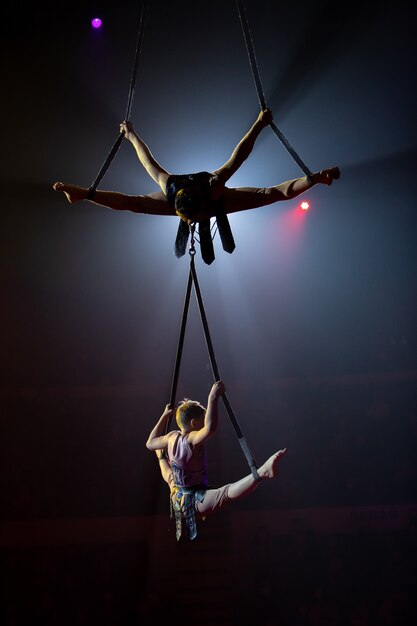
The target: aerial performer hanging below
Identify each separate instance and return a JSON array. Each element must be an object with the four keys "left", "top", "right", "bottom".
[
  {"left": 53, "top": 108, "right": 340, "bottom": 262},
  {"left": 146, "top": 380, "right": 287, "bottom": 541}
]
